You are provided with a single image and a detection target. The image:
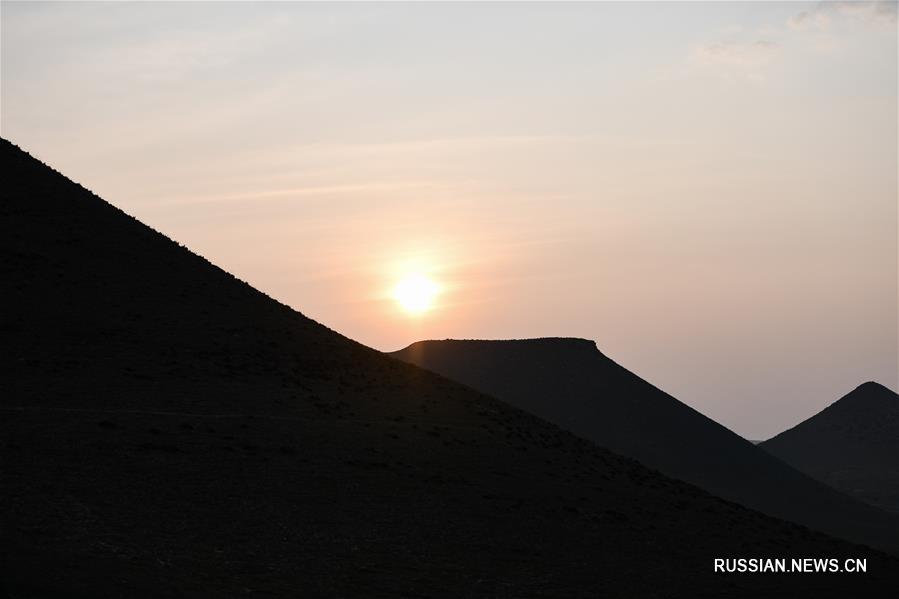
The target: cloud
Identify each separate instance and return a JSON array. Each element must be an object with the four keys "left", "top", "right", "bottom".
[
  {"left": 691, "top": 40, "right": 781, "bottom": 70},
  {"left": 788, "top": 1, "right": 898, "bottom": 30}
]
